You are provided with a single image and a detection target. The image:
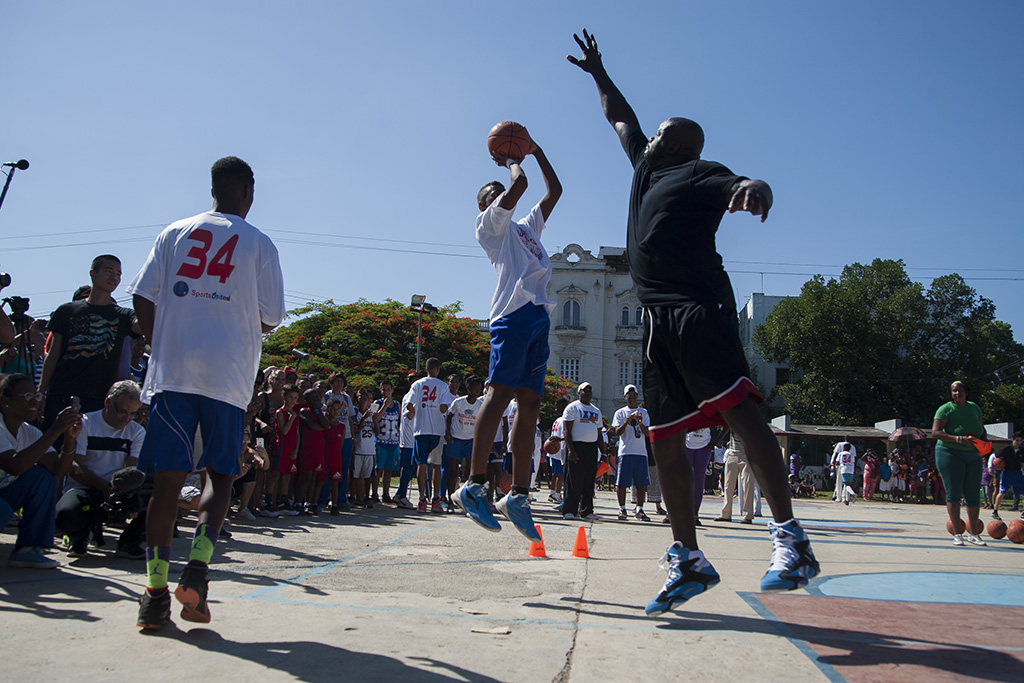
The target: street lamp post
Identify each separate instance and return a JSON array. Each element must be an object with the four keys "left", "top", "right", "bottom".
[{"left": 409, "top": 294, "right": 436, "bottom": 373}]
